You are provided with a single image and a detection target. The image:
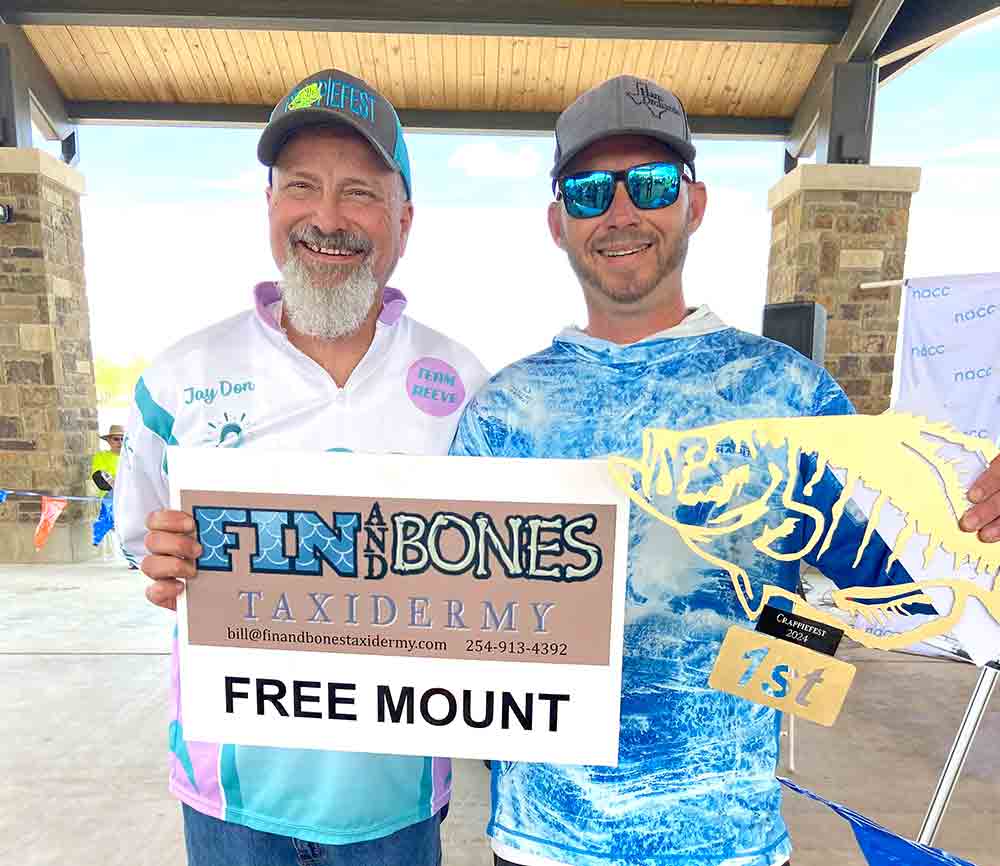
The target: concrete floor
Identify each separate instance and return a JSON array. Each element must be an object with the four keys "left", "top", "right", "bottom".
[{"left": 3, "top": 560, "right": 998, "bottom": 866}]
